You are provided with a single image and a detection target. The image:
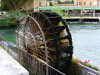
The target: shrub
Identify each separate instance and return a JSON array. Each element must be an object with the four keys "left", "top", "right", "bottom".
[
  {"left": 93, "top": 66, "right": 99, "bottom": 70},
  {"left": 49, "top": 1, "right": 53, "bottom": 6},
  {"left": 0, "top": 11, "right": 24, "bottom": 27},
  {"left": 84, "top": 63, "right": 92, "bottom": 68},
  {"left": 0, "top": 18, "right": 16, "bottom": 27},
  {"left": 71, "top": 58, "right": 78, "bottom": 63},
  {"left": 99, "top": 69, "right": 100, "bottom": 72},
  {"left": 4, "top": 11, "right": 24, "bottom": 21}
]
